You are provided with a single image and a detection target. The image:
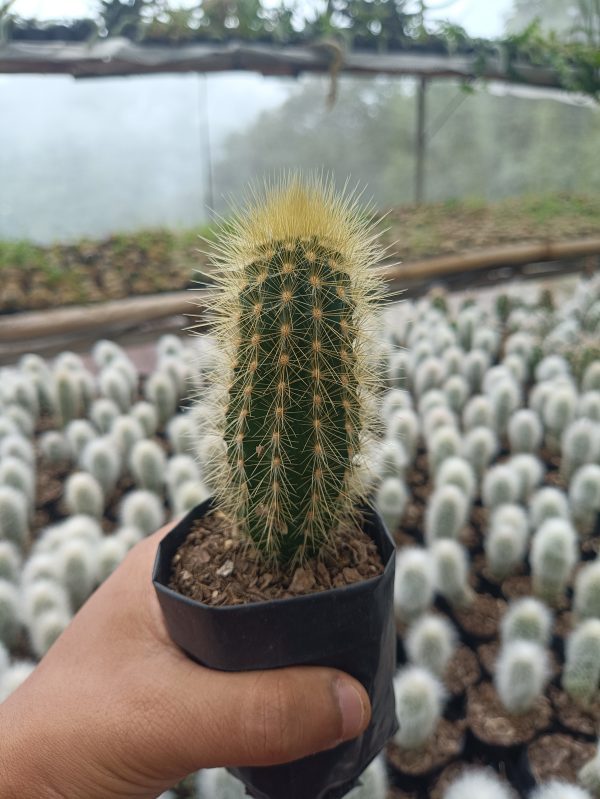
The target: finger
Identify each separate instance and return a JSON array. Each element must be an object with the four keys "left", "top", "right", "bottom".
[{"left": 171, "top": 661, "right": 371, "bottom": 768}]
